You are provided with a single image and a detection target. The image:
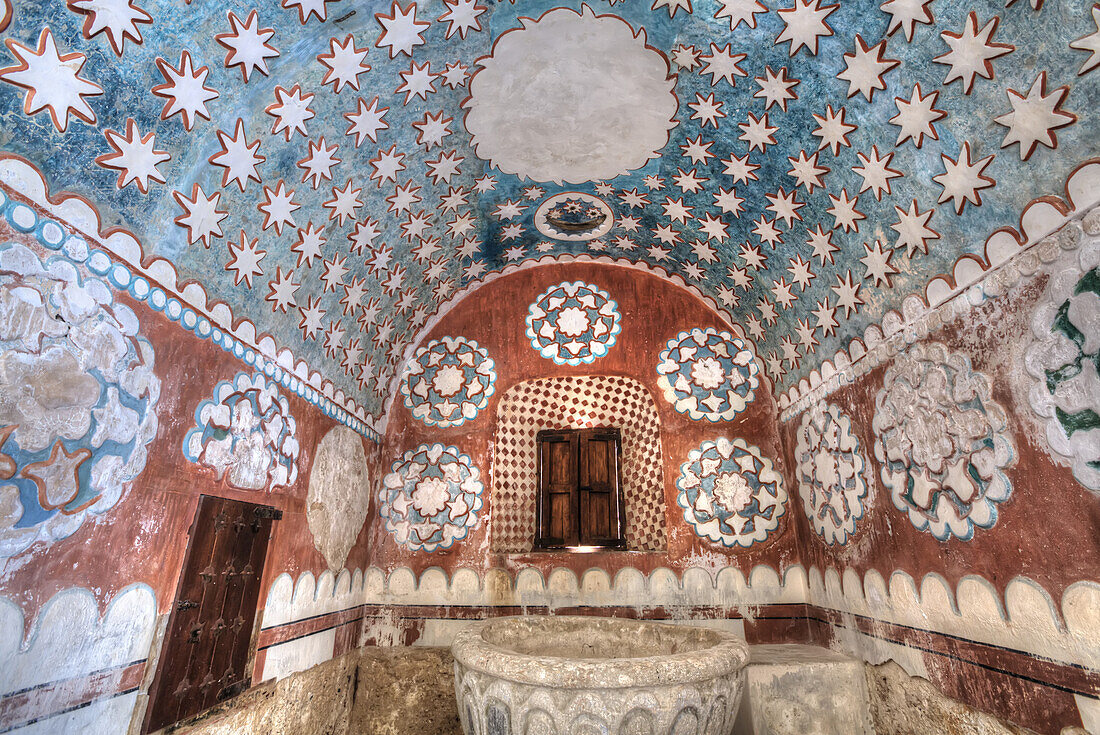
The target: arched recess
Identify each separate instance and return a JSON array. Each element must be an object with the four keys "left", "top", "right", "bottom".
[{"left": 491, "top": 375, "right": 667, "bottom": 553}]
